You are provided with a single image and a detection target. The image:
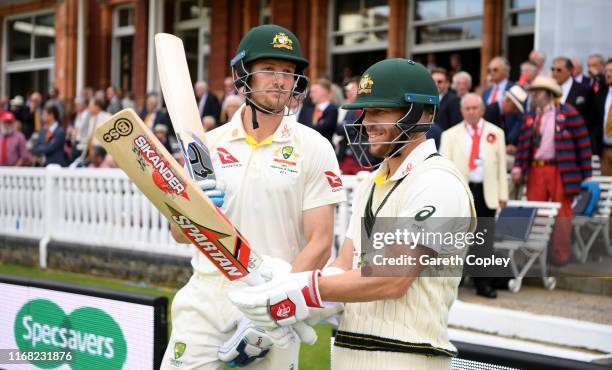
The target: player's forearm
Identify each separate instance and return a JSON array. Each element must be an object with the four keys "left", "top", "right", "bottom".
[
  {"left": 295, "top": 204, "right": 335, "bottom": 271},
  {"left": 318, "top": 269, "right": 414, "bottom": 302},
  {"left": 291, "top": 237, "right": 331, "bottom": 272}
]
